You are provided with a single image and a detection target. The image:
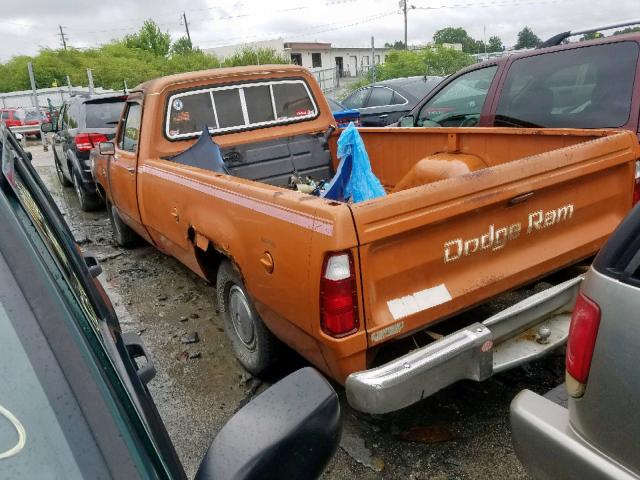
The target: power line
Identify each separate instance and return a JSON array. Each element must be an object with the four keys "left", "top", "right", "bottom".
[
  {"left": 198, "top": 10, "right": 396, "bottom": 49},
  {"left": 411, "top": 0, "right": 562, "bottom": 10}
]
